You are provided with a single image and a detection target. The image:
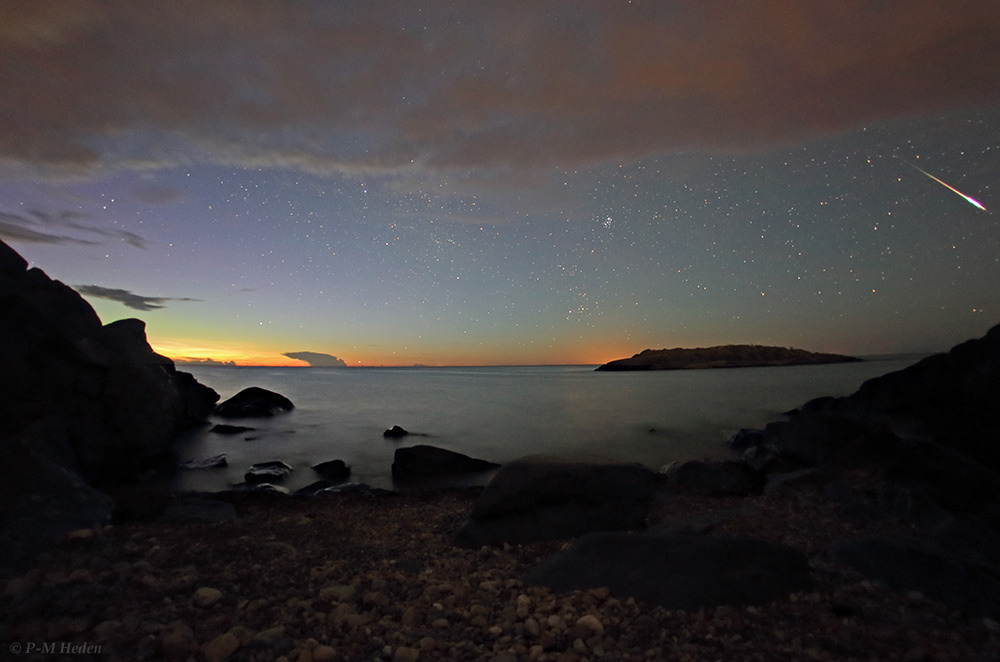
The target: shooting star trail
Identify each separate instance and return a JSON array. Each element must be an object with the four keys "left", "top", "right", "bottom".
[{"left": 897, "top": 157, "right": 988, "bottom": 211}]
